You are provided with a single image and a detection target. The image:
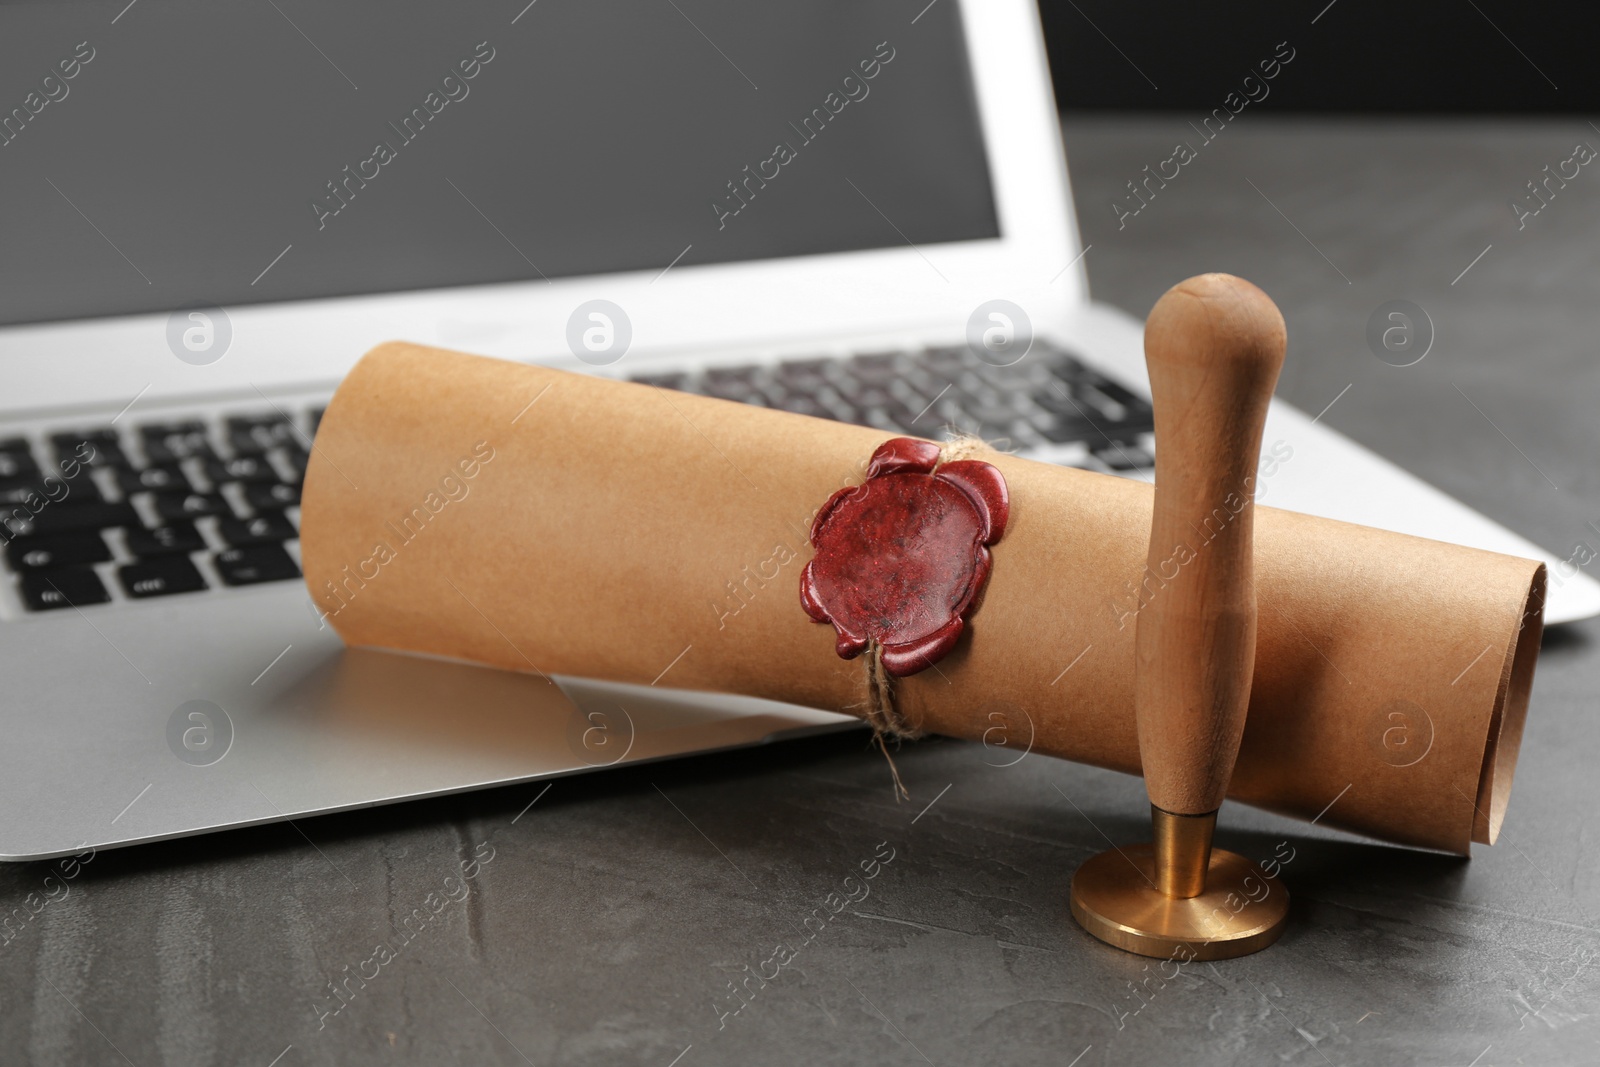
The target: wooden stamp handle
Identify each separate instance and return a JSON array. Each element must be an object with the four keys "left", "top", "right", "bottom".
[{"left": 1136, "top": 274, "right": 1286, "bottom": 816}]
